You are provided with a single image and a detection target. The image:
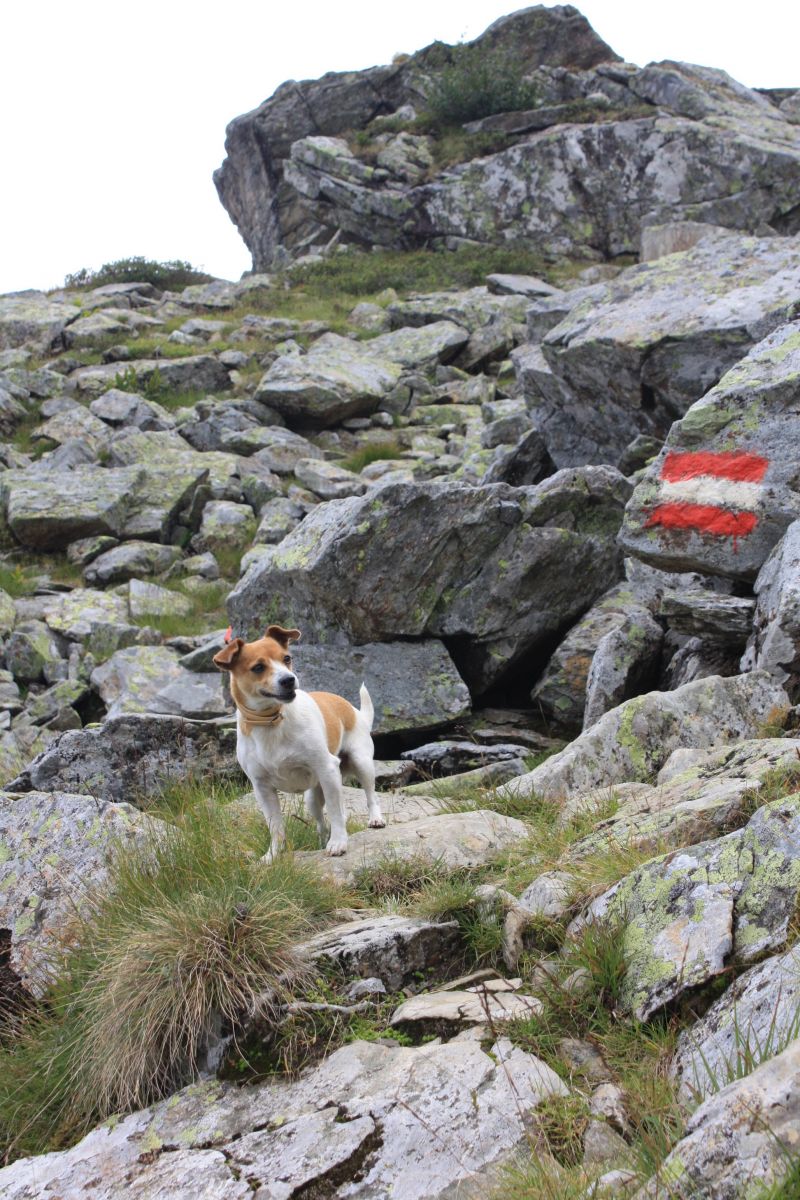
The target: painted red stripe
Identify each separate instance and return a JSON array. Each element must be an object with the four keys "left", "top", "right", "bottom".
[
  {"left": 646, "top": 503, "right": 758, "bottom": 537},
  {"left": 661, "top": 451, "right": 768, "bottom": 484}
]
